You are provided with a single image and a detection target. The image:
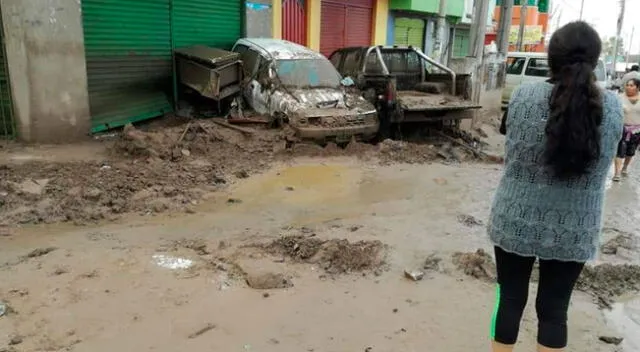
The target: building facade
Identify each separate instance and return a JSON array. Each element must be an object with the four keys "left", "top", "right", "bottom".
[
  {"left": 385, "top": 0, "right": 495, "bottom": 63},
  {"left": 0, "top": 0, "right": 388, "bottom": 142},
  {"left": 490, "top": 0, "right": 549, "bottom": 52}
]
